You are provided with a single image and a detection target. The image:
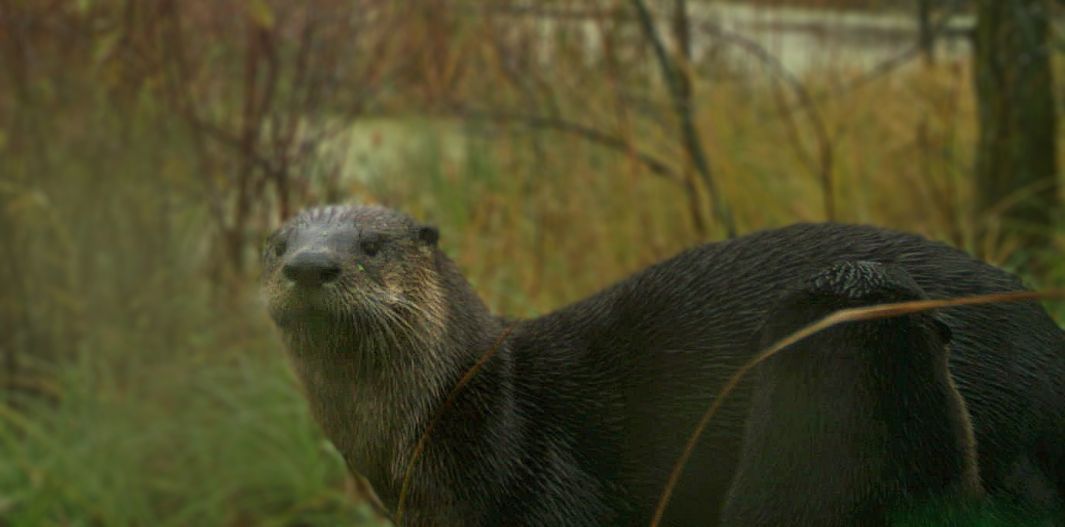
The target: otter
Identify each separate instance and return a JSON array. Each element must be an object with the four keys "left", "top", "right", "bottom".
[
  {"left": 720, "top": 261, "right": 982, "bottom": 526},
  {"left": 261, "top": 204, "right": 1065, "bottom": 526}
]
